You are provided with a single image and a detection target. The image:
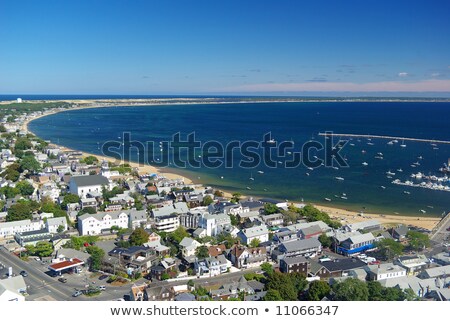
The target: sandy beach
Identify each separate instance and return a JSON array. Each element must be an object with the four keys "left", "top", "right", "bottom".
[{"left": 20, "top": 101, "right": 442, "bottom": 231}]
